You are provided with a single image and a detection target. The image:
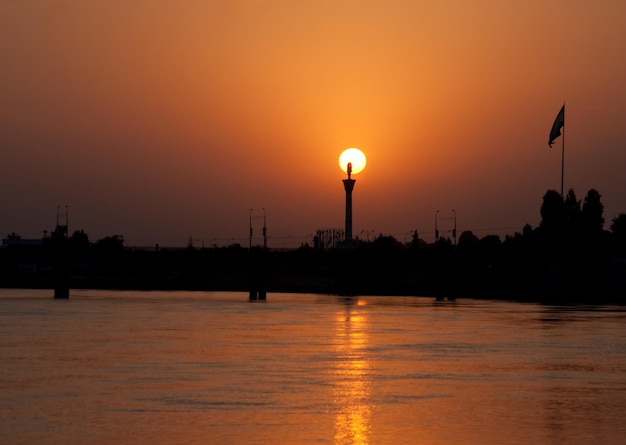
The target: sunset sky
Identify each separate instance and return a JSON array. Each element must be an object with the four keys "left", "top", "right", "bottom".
[{"left": 2, "top": 0, "right": 625, "bottom": 247}]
